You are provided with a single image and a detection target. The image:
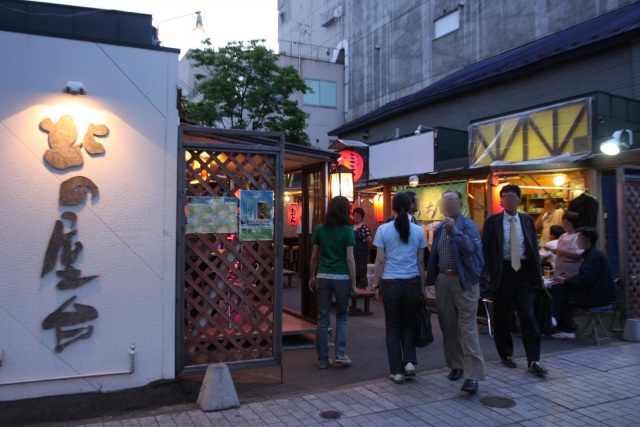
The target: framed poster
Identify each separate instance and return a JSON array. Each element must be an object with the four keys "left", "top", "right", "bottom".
[
  {"left": 186, "top": 196, "right": 237, "bottom": 234},
  {"left": 239, "top": 190, "right": 274, "bottom": 241}
]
